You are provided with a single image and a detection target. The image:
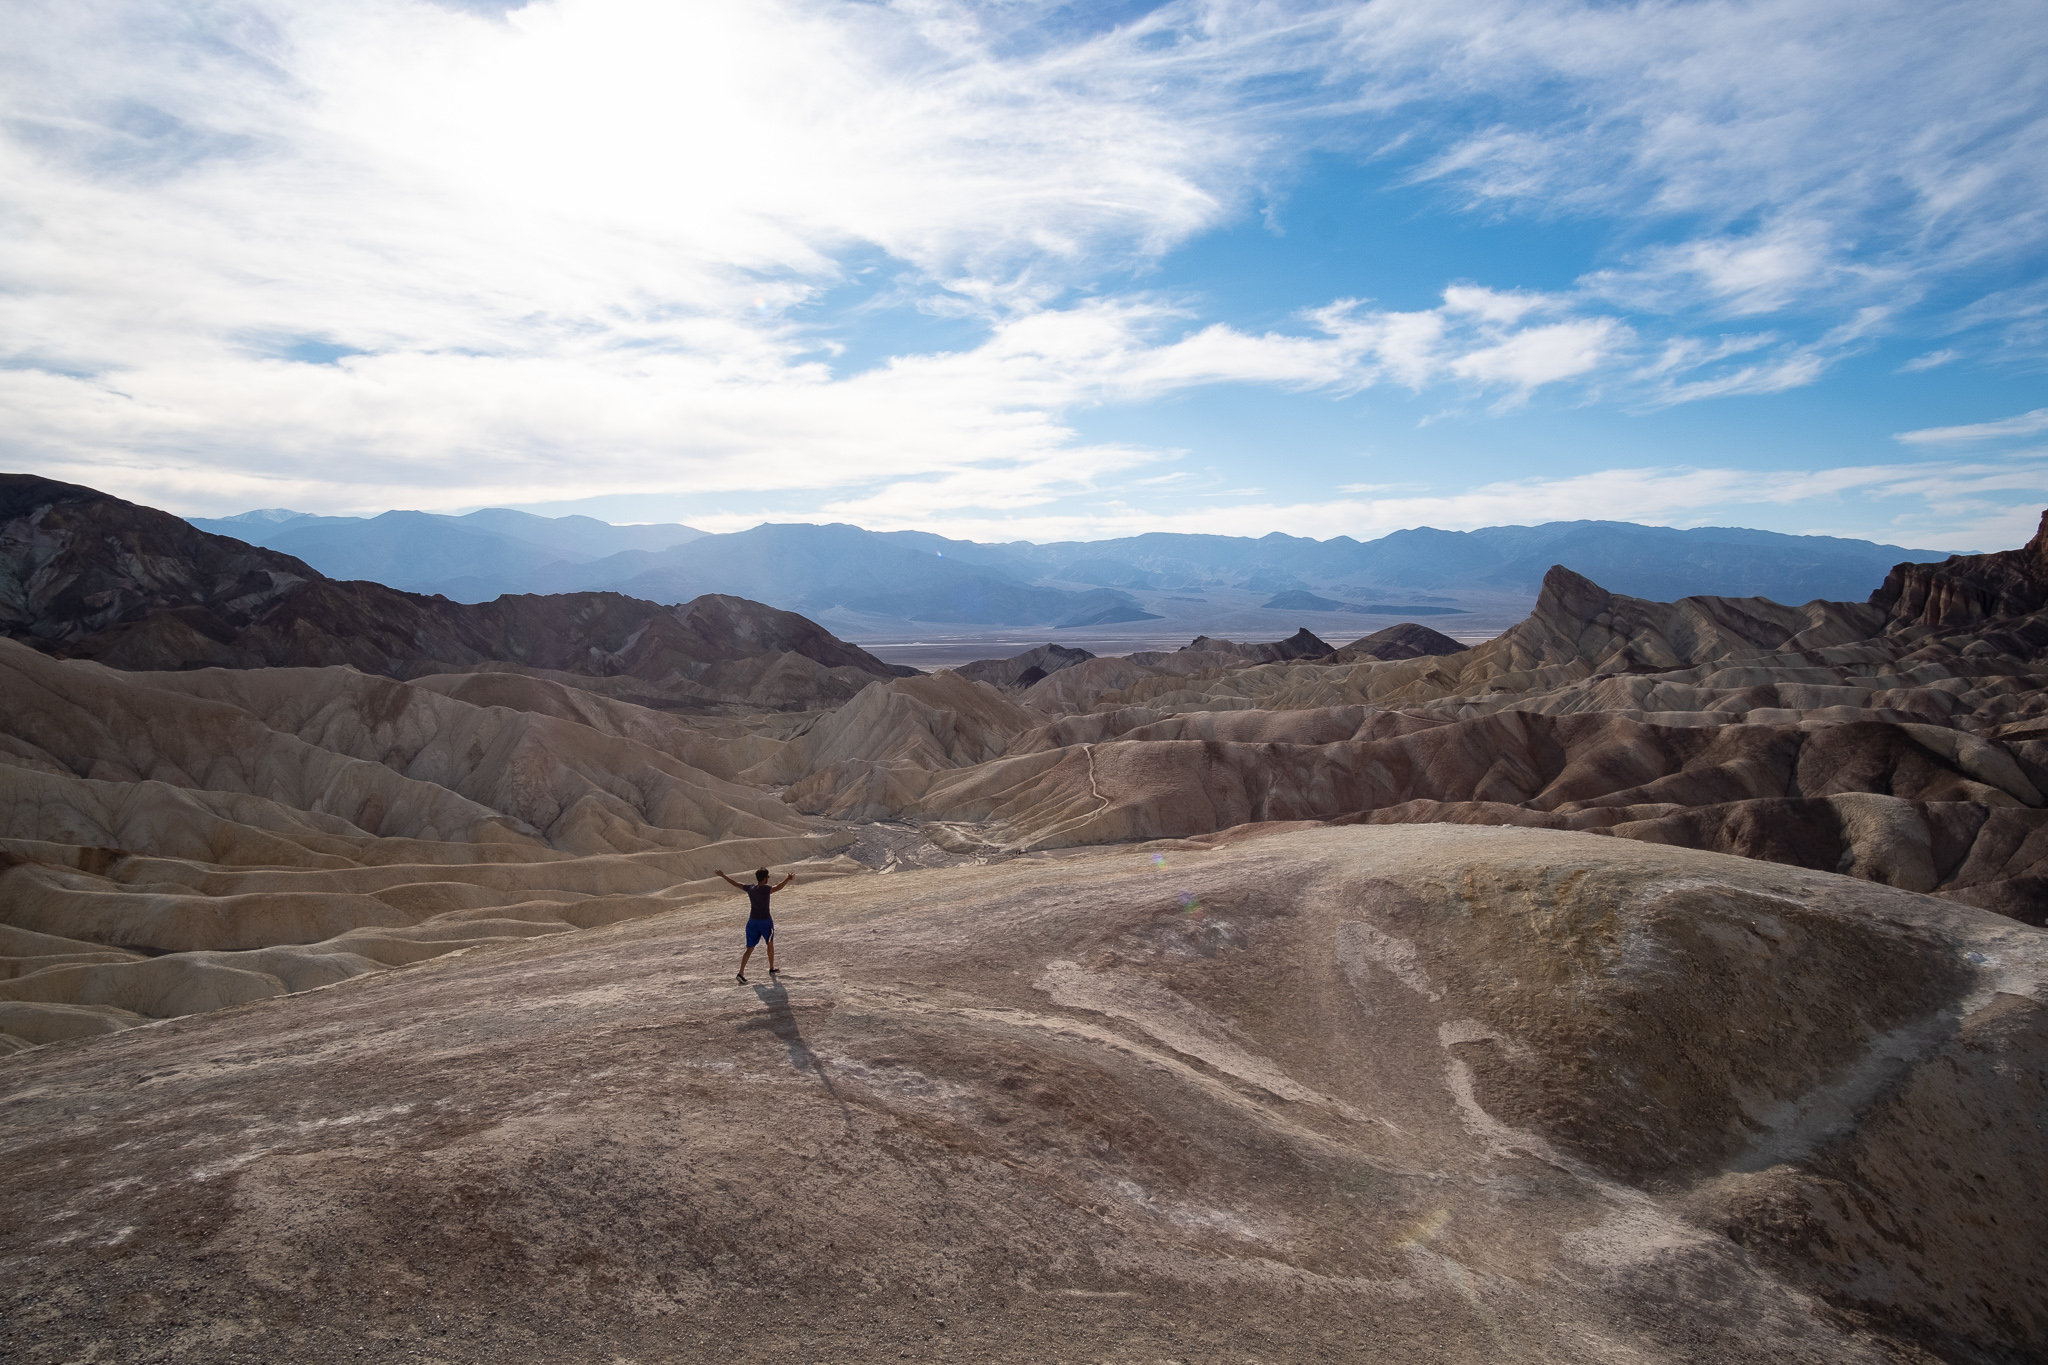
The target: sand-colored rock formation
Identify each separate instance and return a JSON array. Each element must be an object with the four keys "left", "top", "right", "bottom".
[
  {"left": 784, "top": 548, "right": 2048, "bottom": 920},
  {"left": 6, "top": 480, "right": 2047, "bottom": 1359},
  {"left": 4, "top": 826, "right": 2042, "bottom": 1363},
  {"left": 0, "top": 634, "right": 866, "bottom": 1045},
  {"left": 10, "top": 481, "right": 2047, "bottom": 1054}
]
